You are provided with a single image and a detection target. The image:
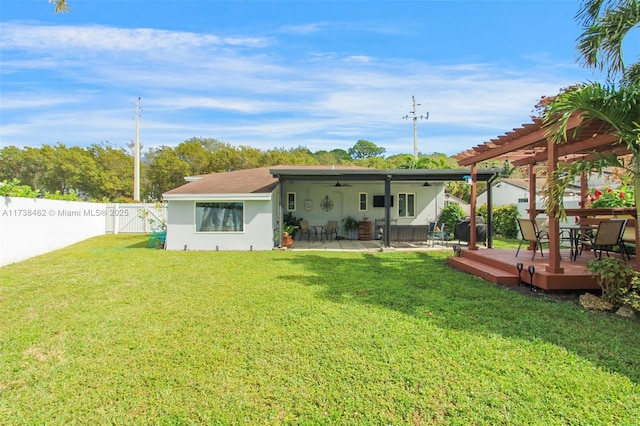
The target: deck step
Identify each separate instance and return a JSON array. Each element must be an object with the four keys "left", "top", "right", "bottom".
[{"left": 448, "top": 256, "right": 519, "bottom": 286}]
